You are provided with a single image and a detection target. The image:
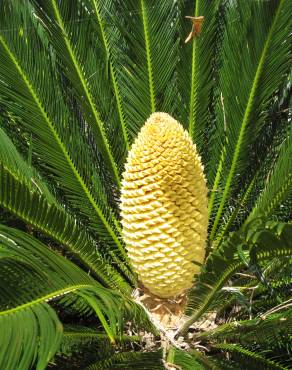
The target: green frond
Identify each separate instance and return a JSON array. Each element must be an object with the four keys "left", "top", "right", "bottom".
[
  {"left": 60, "top": 327, "right": 112, "bottom": 357},
  {"left": 241, "top": 74, "right": 292, "bottom": 221},
  {"left": 177, "top": 220, "right": 292, "bottom": 336},
  {"left": 214, "top": 122, "right": 291, "bottom": 242},
  {"left": 53, "top": 326, "right": 140, "bottom": 368},
  {"left": 214, "top": 256, "right": 291, "bottom": 320},
  {"left": 213, "top": 343, "right": 287, "bottom": 370},
  {"left": 0, "top": 0, "right": 291, "bottom": 367},
  {"left": 169, "top": 348, "right": 209, "bottom": 370},
  {"left": 0, "top": 2, "right": 130, "bottom": 265},
  {"left": 243, "top": 310, "right": 292, "bottom": 352},
  {"left": 87, "top": 0, "right": 130, "bottom": 152},
  {"left": 0, "top": 303, "right": 62, "bottom": 370},
  {"left": 109, "top": 0, "right": 180, "bottom": 137},
  {"left": 181, "top": 0, "right": 222, "bottom": 147},
  {"left": 0, "top": 225, "right": 132, "bottom": 369},
  {"left": 87, "top": 350, "right": 164, "bottom": 370},
  {"left": 0, "top": 126, "right": 132, "bottom": 292},
  {"left": 0, "top": 165, "right": 130, "bottom": 291},
  {"left": 62, "top": 325, "right": 140, "bottom": 347},
  {"left": 246, "top": 127, "right": 292, "bottom": 223},
  {"left": 177, "top": 231, "right": 245, "bottom": 336},
  {"left": 0, "top": 225, "right": 124, "bottom": 323},
  {"left": 215, "top": 175, "right": 256, "bottom": 246},
  {"left": 59, "top": 325, "right": 140, "bottom": 362},
  {"left": 196, "top": 309, "right": 292, "bottom": 347},
  {"left": 247, "top": 221, "right": 292, "bottom": 262},
  {"left": 31, "top": 0, "right": 122, "bottom": 186},
  {"left": 0, "top": 125, "right": 55, "bottom": 203},
  {"left": 254, "top": 258, "right": 292, "bottom": 310},
  {"left": 209, "top": 0, "right": 292, "bottom": 240}
]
